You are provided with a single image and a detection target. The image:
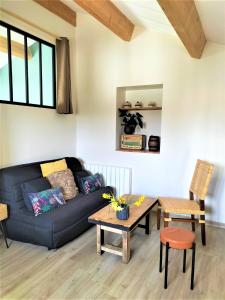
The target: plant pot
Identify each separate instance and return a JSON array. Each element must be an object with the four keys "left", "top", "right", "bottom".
[
  {"left": 116, "top": 206, "right": 130, "bottom": 220},
  {"left": 124, "top": 124, "right": 136, "bottom": 135}
]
